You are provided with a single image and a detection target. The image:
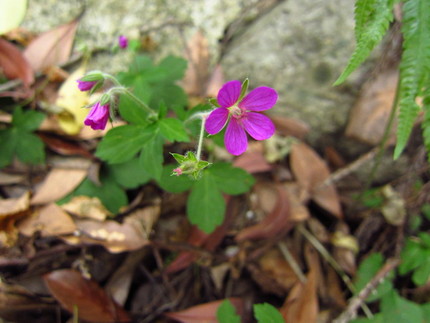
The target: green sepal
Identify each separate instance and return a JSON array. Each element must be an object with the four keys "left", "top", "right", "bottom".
[
  {"left": 208, "top": 98, "right": 220, "bottom": 107},
  {"left": 99, "top": 93, "right": 111, "bottom": 106},
  {"left": 80, "top": 71, "right": 104, "bottom": 82},
  {"left": 238, "top": 78, "right": 249, "bottom": 101}
]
